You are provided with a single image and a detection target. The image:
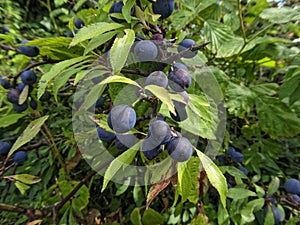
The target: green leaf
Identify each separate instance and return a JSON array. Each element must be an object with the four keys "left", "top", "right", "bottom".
[
  {"left": 38, "top": 56, "right": 92, "bottom": 99},
  {"left": 100, "top": 75, "right": 141, "bottom": 88},
  {"left": 256, "top": 97, "right": 300, "bottom": 138},
  {"left": 110, "top": 29, "right": 135, "bottom": 73},
  {"left": 196, "top": 149, "right": 227, "bottom": 208},
  {"left": 170, "top": 0, "right": 218, "bottom": 31},
  {"left": 250, "top": 83, "right": 279, "bottom": 96},
  {"left": 176, "top": 157, "right": 200, "bottom": 204},
  {"left": 130, "top": 208, "right": 142, "bottom": 225},
  {"left": 204, "top": 19, "right": 236, "bottom": 54},
  {"left": 241, "top": 198, "right": 265, "bottom": 224},
  {"left": 223, "top": 166, "right": 248, "bottom": 179},
  {"left": 279, "top": 71, "right": 300, "bottom": 105},
  {"left": 260, "top": 7, "right": 300, "bottom": 24},
  {"left": 0, "top": 114, "right": 26, "bottom": 128},
  {"left": 70, "top": 22, "right": 124, "bottom": 46},
  {"left": 8, "top": 116, "right": 49, "bottom": 156},
  {"left": 122, "top": 0, "right": 135, "bottom": 23},
  {"left": 18, "top": 85, "right": 29, "bottom": 105},
  {"left": 267, "top": 177, "right": 280, "bottom": 196},
  {"left": 226, "top": 82, "right": 256, "bottom": 118},
  {"left": 217, "top": 204, "right": 230, "bottom": 225},
  {"left": 146, "top": 178, "right": 170, "bottom": 208},
  {"left": 6, "top": 174, "right": 41, "bottom": 184},
  {"left": 217, "top": 37, "right": 244, "bottom": 58},
  {"left": 80, "top": 83, "right": 107, "bottom": 111},
  {"left": 102, "top": 147, "right": 140, "bottom": 192},
  {"left": 14, "top": 181, "right": 30, "bottom": 195},
  {"left": 84, "top": 30, "right": 120, "bottom": 54},
  {"left": 227, "top": 188, "right": 257, "bottom": 199},
  {"left": 145, "top": 85, "right": 176, "bottom": 115},
  {"left": 264, "top": 205, "right": 275, "bottom": 225},
  {"left": 142, "top": 208, "right": 166, "bottom": 225},
  {"left": 179, "top": 94, "right": 218, "bottom": 139}
]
